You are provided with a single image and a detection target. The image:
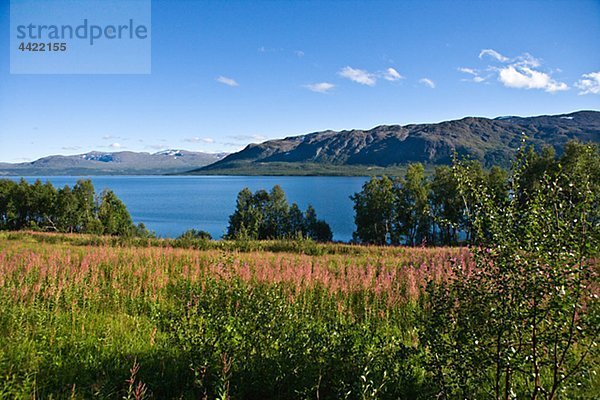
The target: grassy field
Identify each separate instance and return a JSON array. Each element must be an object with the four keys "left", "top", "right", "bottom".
[{"left": 0, "top": 232, "right": 596, "bottom": 399}]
